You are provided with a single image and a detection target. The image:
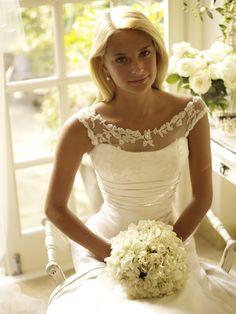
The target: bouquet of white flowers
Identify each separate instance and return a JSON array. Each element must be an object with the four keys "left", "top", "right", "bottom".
[
  {"left": 167, "top": 41, "right": 236, "bottom": 112},
  {"left": 105, "top": 220, "right": 189, "bottom": 299}
]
